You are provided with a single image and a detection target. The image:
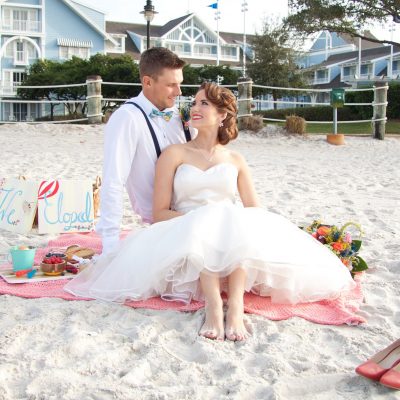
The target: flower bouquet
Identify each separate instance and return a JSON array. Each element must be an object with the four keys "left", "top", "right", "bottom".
[
  {"left": 179, "top": 102, "right": 191, "bottom": 128},
  {"left": 303, "top": 220, "right": 368, "bottom": 278}
]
